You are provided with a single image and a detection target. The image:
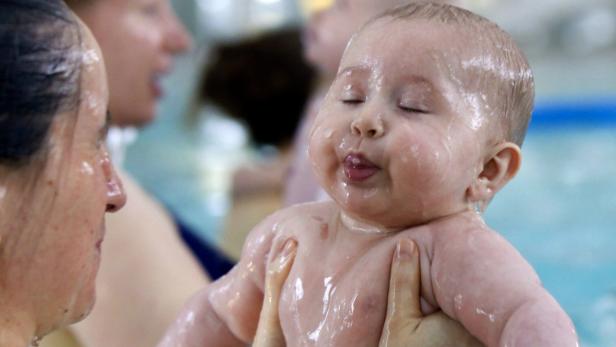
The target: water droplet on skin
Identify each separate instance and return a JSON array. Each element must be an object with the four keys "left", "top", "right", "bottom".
[
  {"left": 184, "top": 311, "right": 196, "bottom": 326},
  {"left": 324, "top": 128, "right": 334, "bottom": 139},
  {"left": 246, "top": 261, "right": 255, "bottom": 273},
  {"left": 294, "top": 278, "right": 304, "bottom": 300},
  {"left": 473, "top": 202, "right": 483, "bottom": 214},
  {"left": 31, "top": 336, "right": 42, "bottom": 347},
  {"left": 81, "top": 49, "right": 101, "bottom": 72},
  {"left": 80, "top": 162, "right": 94, "bottom": 176},
  {"left": 83, "top": 90, "right": 101, "bottom": 111},
  {"left": 308, "top": 276, "right": 336, "bottom": 342},
  {"left": 454, "top": 294, "right": 463, "bottom": 311},
  {"left": 340, "top": 212, "right": 392, "bottom": 235},
  {"left": 362, "top": 187, "right": 378, "bottom": 199},
  {"left": 462, "top": 55, "right": 519, "bottom": 83},
  {"left": 433, "top": 150, "right": 441, "bottom": 162},
  {"left": 340, "top": 181, "right": 351, "bottom": 205},
  {"left": 475, "top": 307, "right": 496, "bottom": 322},
  {"left": 338, "top": 137, "right": 353, "bottom": 153},
  {"left": 463, "top": 92, "right": 484, "bottom": 131}
]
